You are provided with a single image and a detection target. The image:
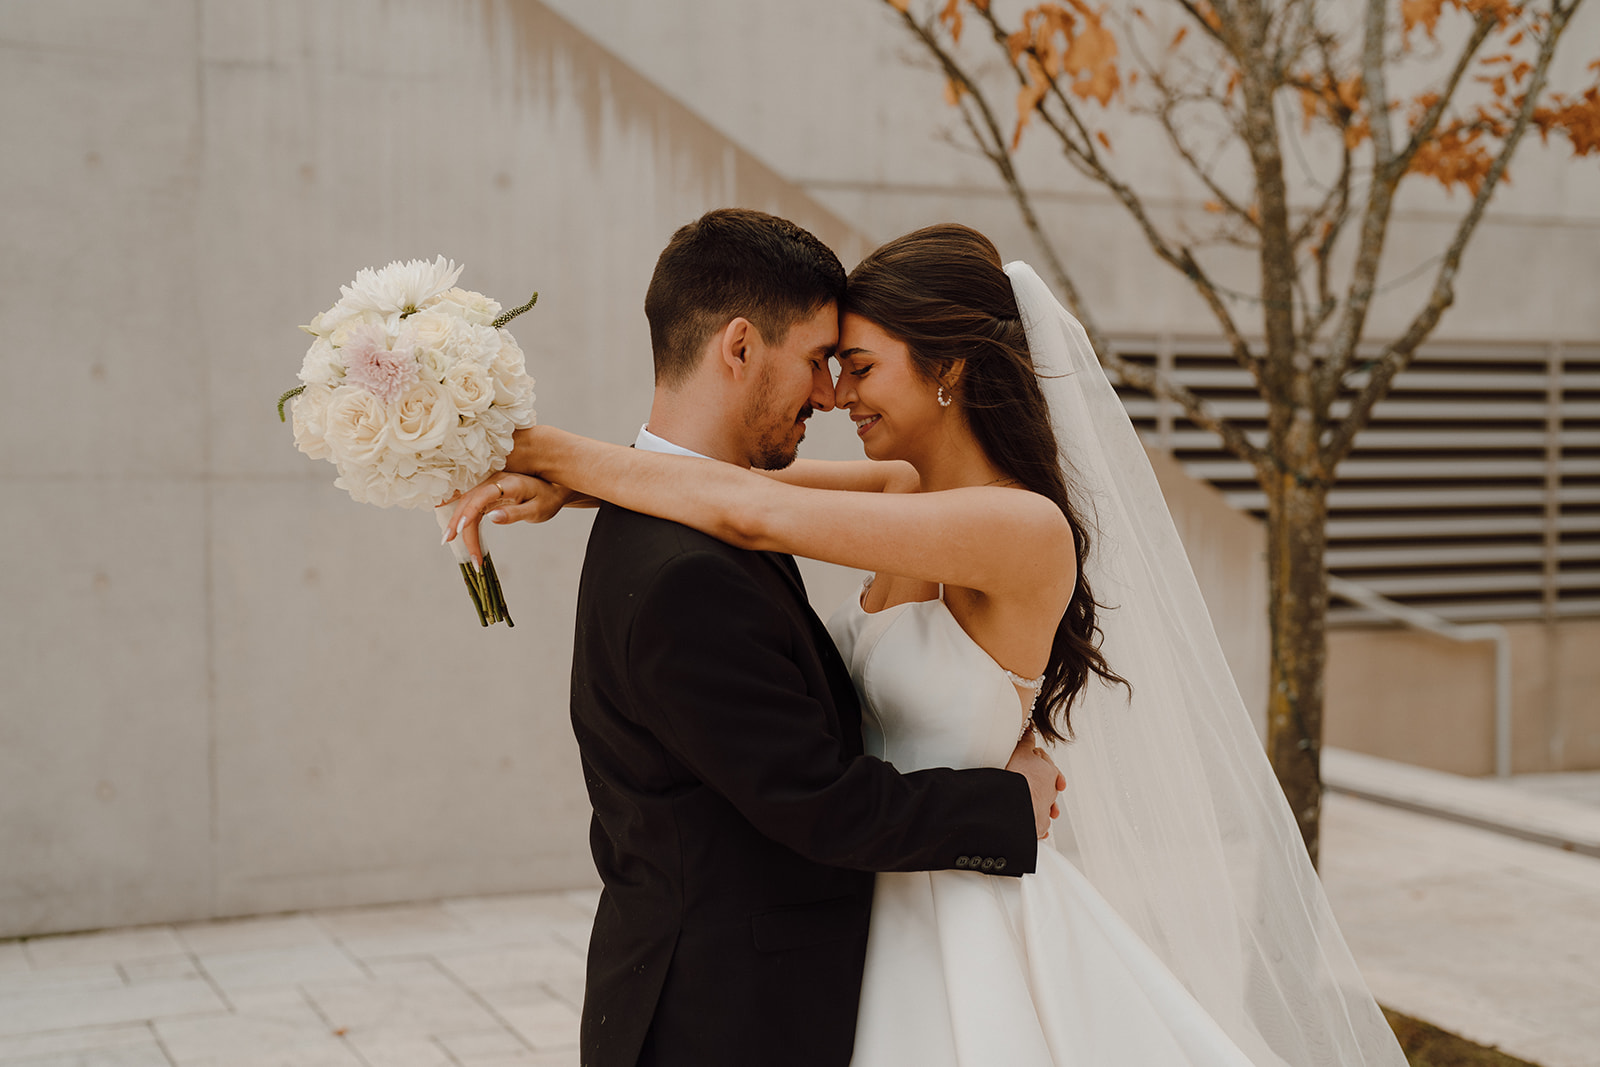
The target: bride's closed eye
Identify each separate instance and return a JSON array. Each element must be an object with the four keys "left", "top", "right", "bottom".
[{"left": 848, "top": 365, "right": 873, "bottom": 378}]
